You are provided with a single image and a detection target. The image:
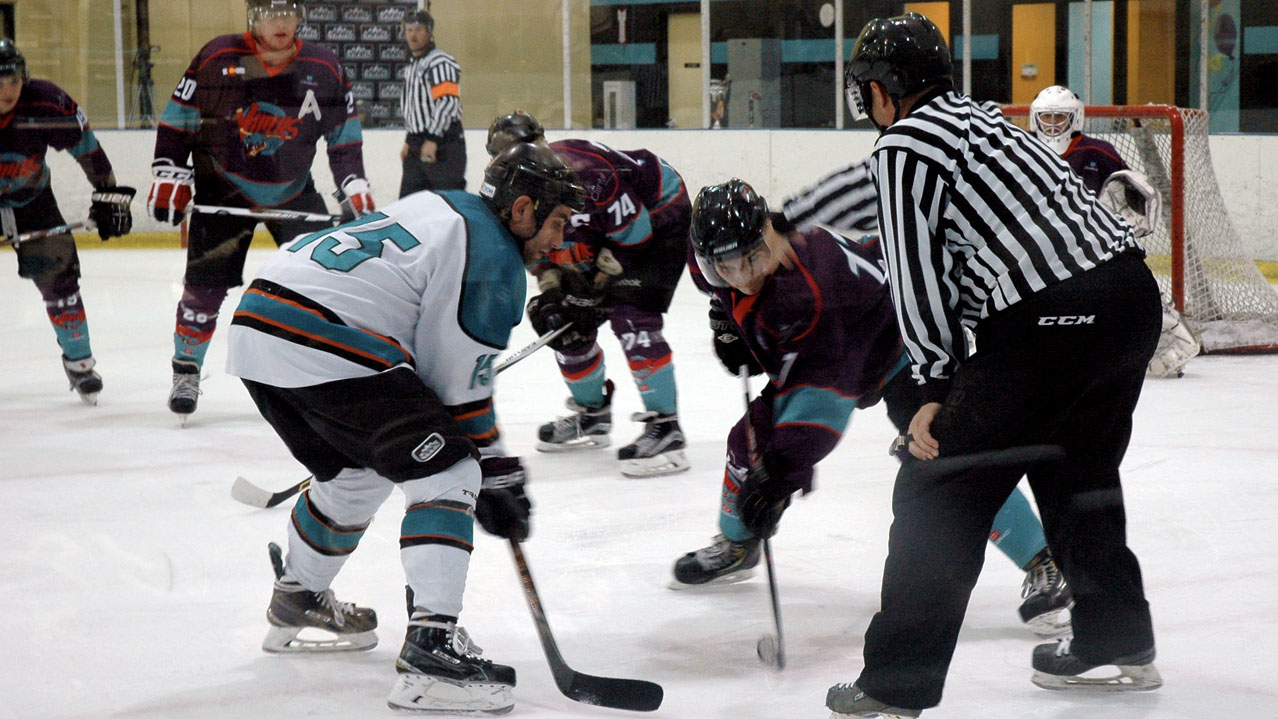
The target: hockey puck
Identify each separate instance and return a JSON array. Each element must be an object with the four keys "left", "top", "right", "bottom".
[{"left": 757, "top": 635, "right": 783, "bottom": 668}]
